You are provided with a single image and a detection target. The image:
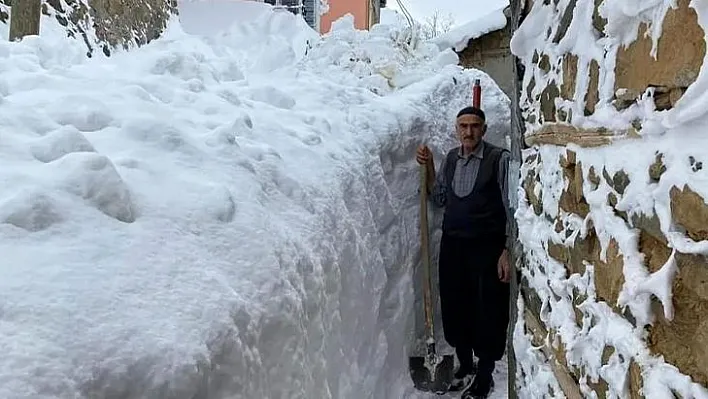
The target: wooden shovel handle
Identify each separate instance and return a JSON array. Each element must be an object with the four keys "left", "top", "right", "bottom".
[{"left": 419, "top": 164, "right": 435, "bottom": 340}]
